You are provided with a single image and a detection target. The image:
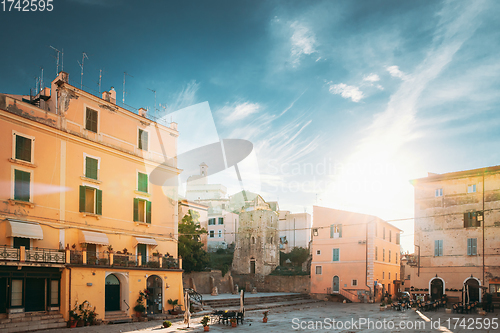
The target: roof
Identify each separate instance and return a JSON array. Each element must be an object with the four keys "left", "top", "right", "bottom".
[{"left": 410, "top": 165, "right": 500, "bottom": 185}]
